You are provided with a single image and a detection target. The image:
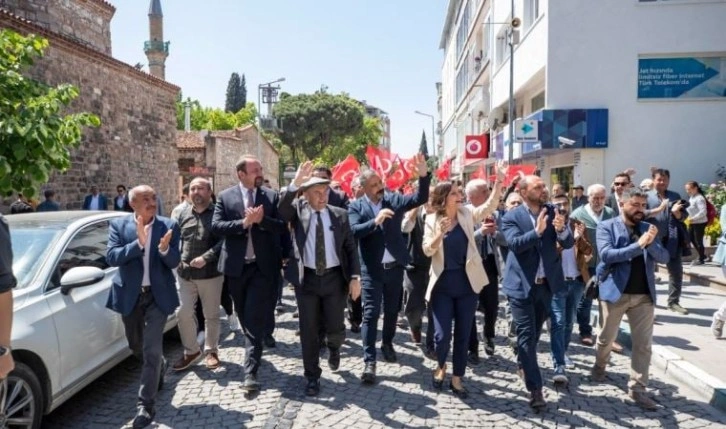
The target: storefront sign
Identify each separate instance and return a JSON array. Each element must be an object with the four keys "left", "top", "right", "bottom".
[{"left": 638, "top": 56, "right": 725, "bottom": 99}]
